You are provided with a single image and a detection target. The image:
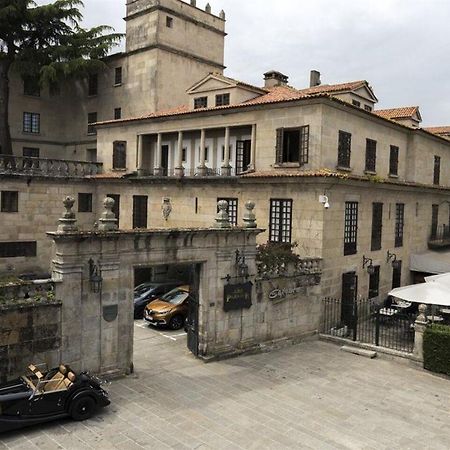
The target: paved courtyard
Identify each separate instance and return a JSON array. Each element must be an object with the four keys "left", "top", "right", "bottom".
[{"left": 1, "top": 322, "right": 449, "bottom": 449}]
